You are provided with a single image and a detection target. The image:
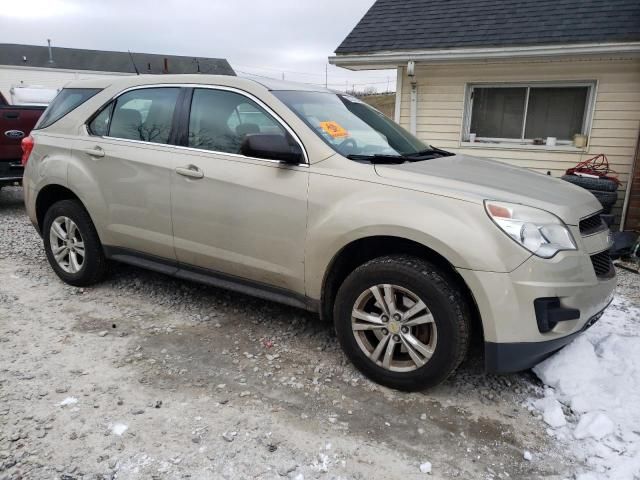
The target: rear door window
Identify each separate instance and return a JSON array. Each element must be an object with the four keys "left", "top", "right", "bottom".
[
  {"left": 88, "top": 102, "right": 114, "bottom": 136},
  {"left": 35, "top": 88, "right": 101, "bottom": 129},
  {"left": 108, "top": 88, "right": 180, "bottom": 144}
]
